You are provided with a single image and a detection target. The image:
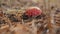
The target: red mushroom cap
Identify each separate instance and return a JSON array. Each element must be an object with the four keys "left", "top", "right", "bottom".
[{"left": 25, "top": 7, "right": 42, "bottom": 17}]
